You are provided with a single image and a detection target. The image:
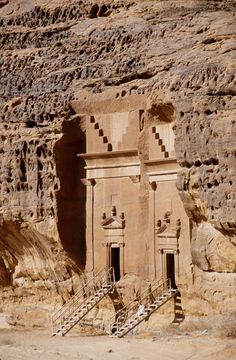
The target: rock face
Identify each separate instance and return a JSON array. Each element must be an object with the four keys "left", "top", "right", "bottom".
[{"left": 0, "top": 0, "right": 235, "bottom": 324}]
